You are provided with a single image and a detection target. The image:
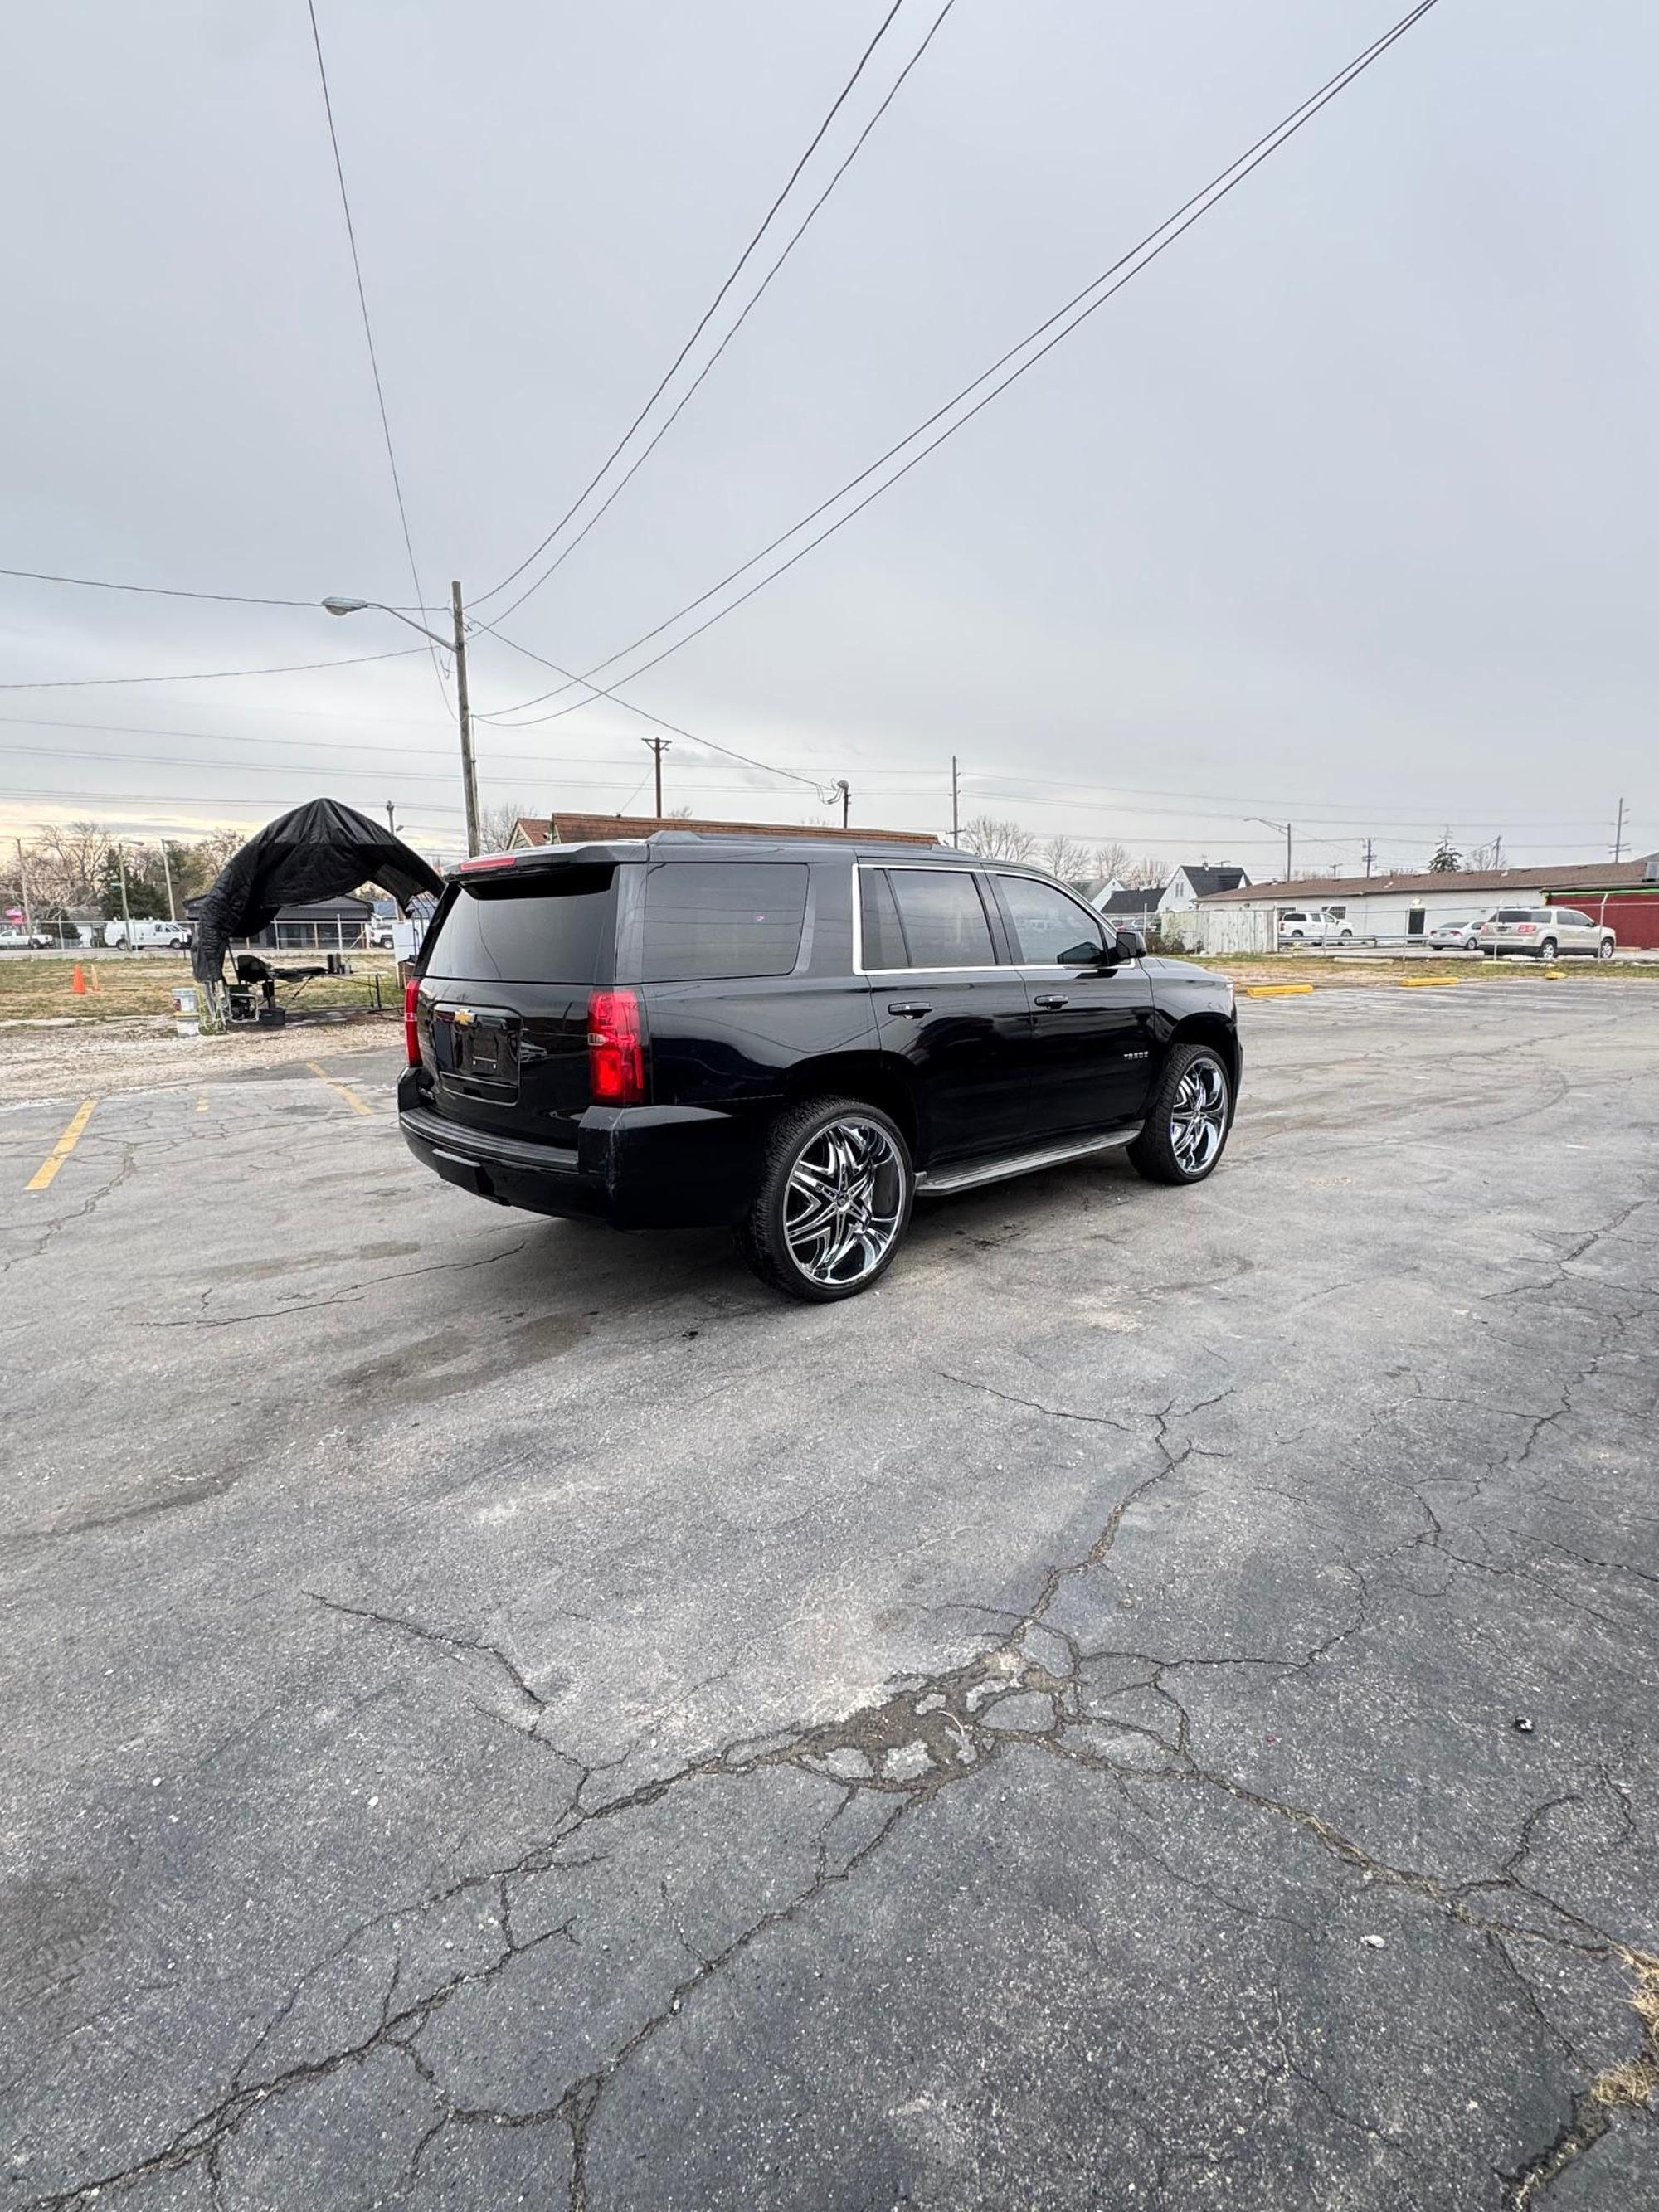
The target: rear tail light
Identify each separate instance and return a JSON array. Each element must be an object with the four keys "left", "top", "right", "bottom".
[
  {"left": 459, "top": 852, "right": 518, "bottom": 873},
  {"left": 587, "top": 989, "right": 645, "bottom": 1106},
  {"left": 1516, "top": 923, "right": 1536, "bottom": 935},
  {"left": 404, "top": 976, "right": 421, "bottom": 1066}
]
